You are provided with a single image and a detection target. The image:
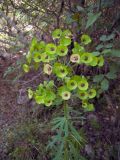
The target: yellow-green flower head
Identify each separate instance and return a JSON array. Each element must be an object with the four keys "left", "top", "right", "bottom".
[
  {"left": 81, "top": 52, "right": 93, "bottom": 64},
  {"left": 58, "top": 86, "right": 71, "bottom": 100},
  {"left": 78, "top": 90, "right": 88, "bottom": 100},
  {"left": 35, "top": 95, "right": 44, "bottom": 104},
  {"left": 52, "top": 29, "right": 62, "bottom": 39},
  {"left": 43, "top": 64, "right": 52, "bottom": 75},
  {"left": 97, "top": 55, "right": 104, "bottom": 67},
  {"left": 61, "top": 91, "right": 71, "bottom": 100},
  {"left": 81, "top": 34, "right": 92, "bottom": 45},
  {"left": 46, "top": 43, "right": 57, "bottom": 55},
  {"left": 73, "top": 42, "right": 85, "bottom": 53},
  {"left": 57, "top": 45, "right": 68, "bottom": 56},
  {"left": 45, "top": 90, "right": 56, "bottom": 101},
  {"left": 41, "top": 53, "right": 49, "bottom": 63},
  {"left": 85, "top": 103, "right": 95, "bottom": 112},
  {"left": 23, "top": 64, "right": 30, "bottom": 73},
  {"left": 88, "top": 89, "right": 97, "bottom": 99},
  {"left": 67, "top": 79, "right": 77, "bottom": 90},
  {"left": 82, "top": 100, "right": 88, "bottom": 109},
  {"left": 89, "top": 56, "right": 98, "bottom": 66},
  {"left": 60, "top": 37, "right": 71, "bottom": 46},
  {"left": 62, "top": 29, "right": 72, "bottom": 38},
  {"left": 78, "top": 78, "right": 89, "bottom": 91},
  {"left": 53, "top": 63, "right": 69, "bottom": 78},
  {"left": 28, "top": 88, "right": 34, "bottom": 99},
  {"left": 38, "top": 41, "right": 46, "bottom": 52},
  {"left": 44, "top": 99, "right": 53, "bottom": 107},
  {"left": 70, "top": 54, "right": 80, "bottom": 63},
  {"left": 72, "top": 75, "right": 82, "bottom": 84},
  {"left": 33, "top": 52, "right": 42, "bottom": 62}
]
